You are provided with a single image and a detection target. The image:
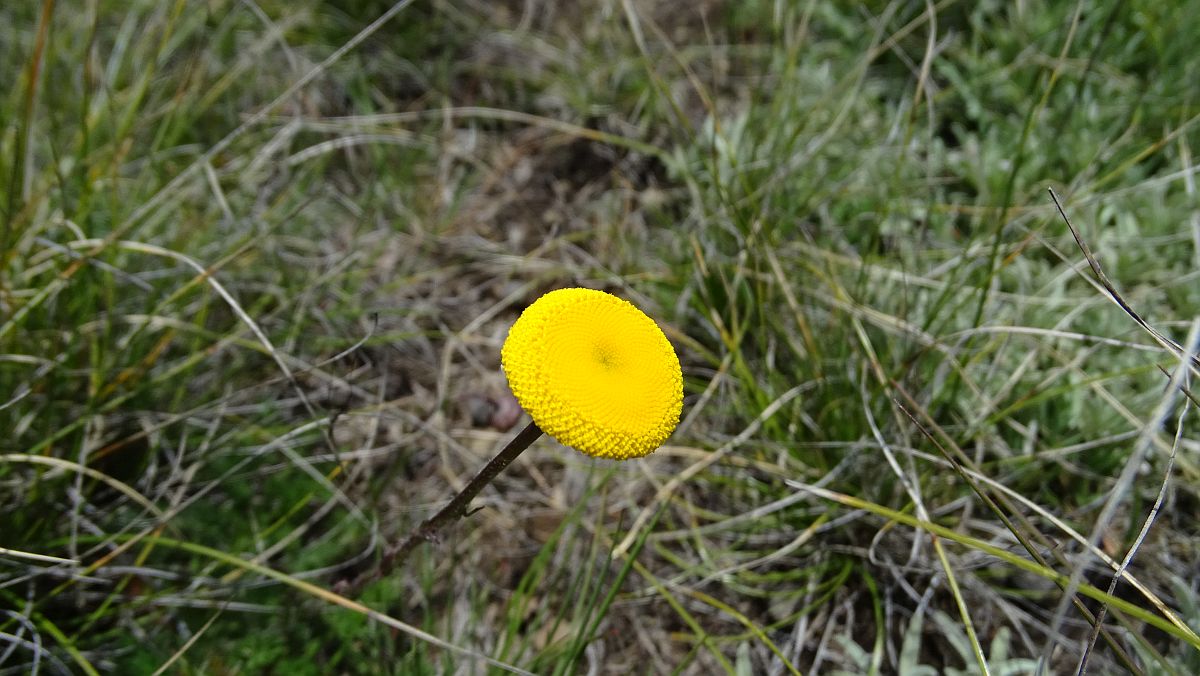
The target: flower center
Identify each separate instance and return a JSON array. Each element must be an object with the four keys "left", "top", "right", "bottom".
[{"left": 593, "top": 341, "right": 621, "bottom": 371}]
